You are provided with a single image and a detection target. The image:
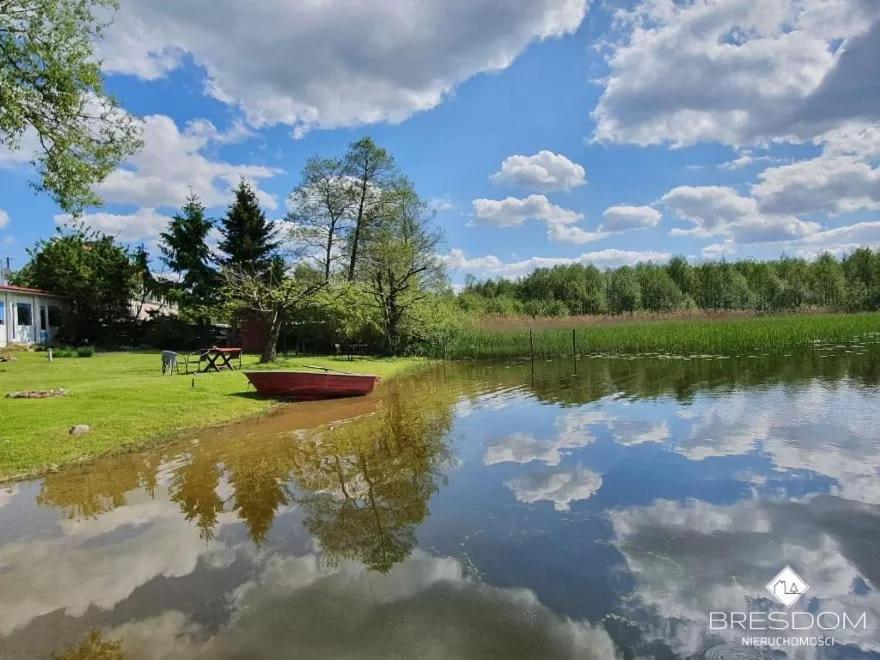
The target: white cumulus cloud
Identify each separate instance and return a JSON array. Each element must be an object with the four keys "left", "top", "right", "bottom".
[
  {"left": 440, "top": 249, "right": 505, "bottom": 273},
  {"left": 473, "top": 194, "right": 582, "bottom": 227},
  {"left": 592, "top": 0, "right": 879, "bottom": 147},
  {"left": 504, "top": 466, "right": 603, "bottom": 511},
  {"left": 546, "top": 224, "right": 610, "bottom": 244},
  {"left": 490, "top": 150, "right": 586, "bottom": 191},
  {"left": 100, "top": 0, "right": 588, "bottom": 137},
  {"left": 546, "top": 204, "right": 662, "bottom": 244},
  {"left": 441, "top": 248, "right": 672, "bottom": 278},
  {"left": 599, "top": 205, "right": 661, "bottom": 231},
  {"left": 662, "top": 185, "right": 820, "bottom": 243},
  {"left": 753, "top": 155, "right": 880, "bottom": 216},
  {"left": 97, "top": 114, "right": 281, "bottom": 211},
  {"left": 54, "top": 208, "right": 172, "bottom": 243}
]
